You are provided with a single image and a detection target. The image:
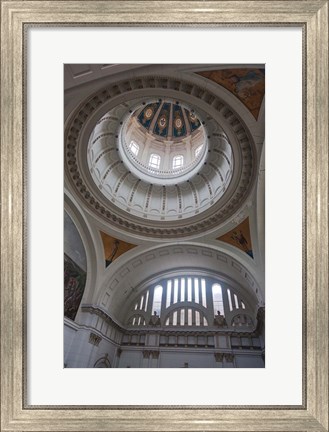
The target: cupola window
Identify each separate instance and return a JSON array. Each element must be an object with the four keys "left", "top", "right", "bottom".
[
  {"left": 148, "top": 153, "right": 161, "bottom": 170},
  {"left": 129, "top": 140, "right": 139, "bottom": 156},
  {"left": 172, "top": 155, "right": 184, "bottom": 169}
]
